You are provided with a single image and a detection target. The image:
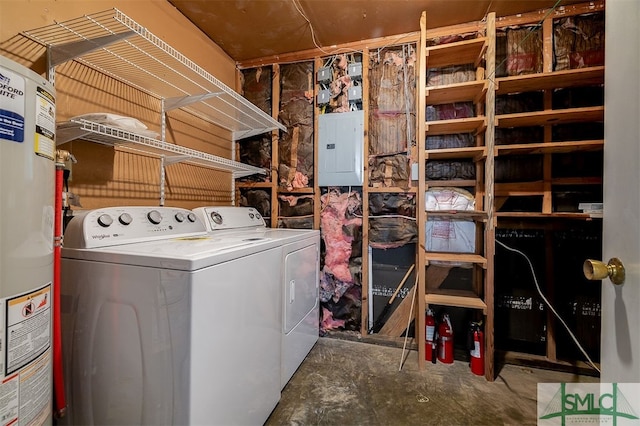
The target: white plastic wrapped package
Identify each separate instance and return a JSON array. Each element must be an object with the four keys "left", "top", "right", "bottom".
[
  {"left": 425, "top": 219, "right": 476, "bottom": 253},
  {"left": 425, "top": 188, "right": 476, "bottom": 266},
  {"left": 58, "top": 113, "right": 160, "bottom": 139},
  {"left": 425, "top": 187, "right": 475, "bottom": 211}
]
